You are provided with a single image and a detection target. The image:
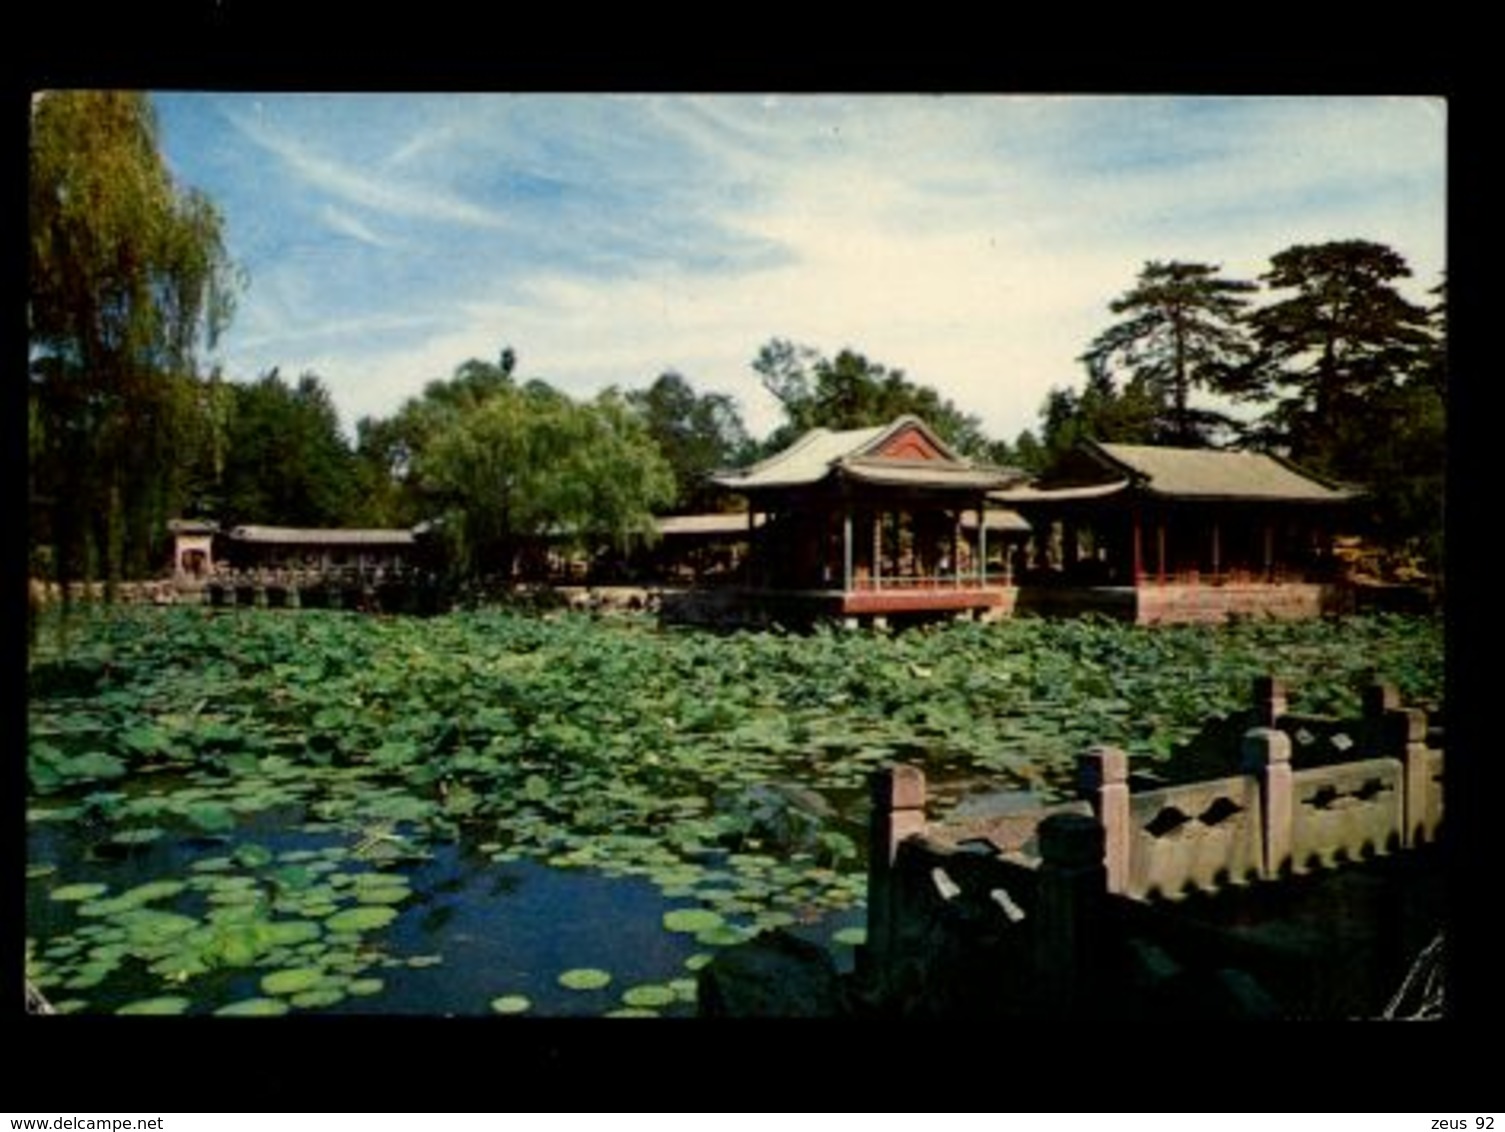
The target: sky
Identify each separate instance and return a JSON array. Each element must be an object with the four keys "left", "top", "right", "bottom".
[{"left": 150, "top": 93, "right": 1447, "bottom": 446}]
